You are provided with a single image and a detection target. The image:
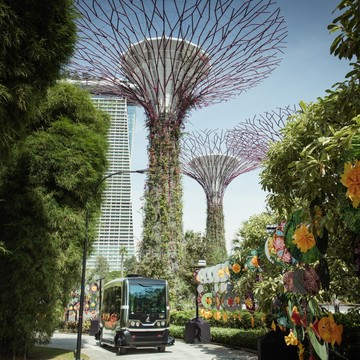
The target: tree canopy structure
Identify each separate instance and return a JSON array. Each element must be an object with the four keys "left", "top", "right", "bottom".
[
  {"left": 226, "top": 105, "right": 297, "bottom": 163},
  {"left": 70, "top": 0, "right": 286, "bottom": 277},
  {"left": 180, "top": 129, "right": 260, "bottom": 264}
]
